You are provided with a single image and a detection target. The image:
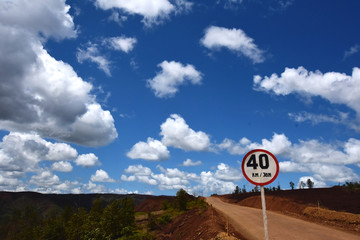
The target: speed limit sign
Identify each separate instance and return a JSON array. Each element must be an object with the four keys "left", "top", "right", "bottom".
[
  {"left": 242, "top": 149, "right": 279, "bottom": 240},
  {"left": 242, "top": 149, "right": 279, "bottom": 186}
]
